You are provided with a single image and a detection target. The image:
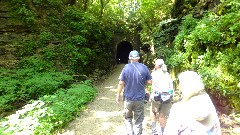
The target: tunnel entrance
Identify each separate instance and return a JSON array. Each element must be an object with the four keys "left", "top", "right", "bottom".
[{"left": 117, "top": 41, "right": 133, "bottom": 64}]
